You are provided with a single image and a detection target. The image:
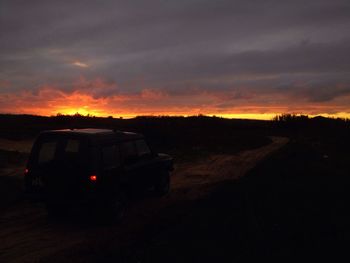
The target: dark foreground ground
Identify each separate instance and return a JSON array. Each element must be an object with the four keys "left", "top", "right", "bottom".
[
  {"left": 144, "top": 143, "right": 350, "bottom": 261},
  {"left": 1, "top": 115, "right": 350, "bottom": 262}
]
